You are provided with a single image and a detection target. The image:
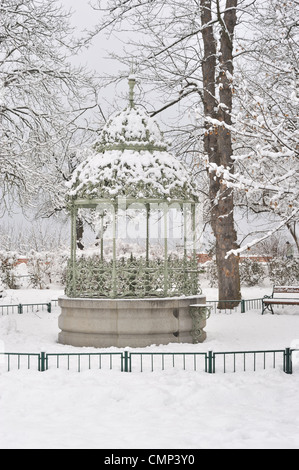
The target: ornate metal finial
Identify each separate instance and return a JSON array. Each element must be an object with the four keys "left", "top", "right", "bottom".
[{"left": 128, "top": 74, "right": 136, "bottom": 108}]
